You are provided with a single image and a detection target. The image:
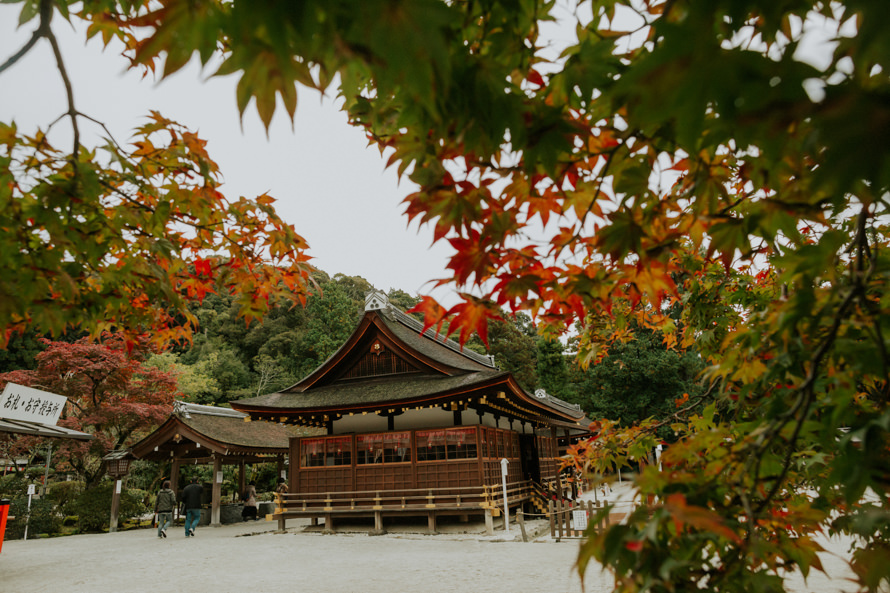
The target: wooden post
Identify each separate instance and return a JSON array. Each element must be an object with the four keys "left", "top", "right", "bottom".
[
  {"left": 238, "top": 459, "right": 246, "bottom": 502},
  {"left": 324, "top": 513, "right": 334, "bottom": 533},
  {"left": 170, "top": 459, "right": 180, "bottom": 519},
  {"left": 109, "top": 478, "right": 122, "bottom": 533},
  {"left": 373, "top": 510, "right": 384, "bottom": 535},
  {"left": 549, "top": 500, "right": 555, "bottom": 538},
  {"left": 211, "top": 456, "right": 222, "bottom": 526},
  {"left": 556, "top": 499, "right": 564, "bottom": 540},
  {"left": 428, "top": 511, "right": 437, "bottom": 534},
  {"left": 517, "top": 509, "right": 528, "bottom": 542},
  {"left": 484, "top": 508, "right": 494, "bottom": 536}
]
